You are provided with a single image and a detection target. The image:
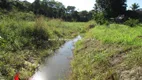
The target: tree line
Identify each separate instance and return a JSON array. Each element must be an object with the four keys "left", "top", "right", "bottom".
[
  {"left": 0, "top": 0, "right": 94, "bottom": 22},
  {"left": 0, "top": 0, "right": 141, "bottom": 22}
]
